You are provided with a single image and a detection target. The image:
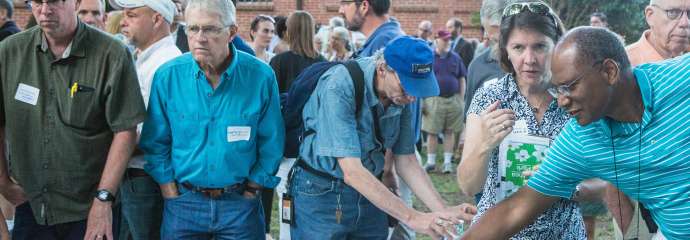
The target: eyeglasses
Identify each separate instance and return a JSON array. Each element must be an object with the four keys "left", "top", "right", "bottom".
[
  {"left": 25, "top": 0, "right": 66, "bottom": 9},
  {"left": 651, "top": 4, "right": 690, "bottom": 21},
  {"left": 547, "top": 60, "right": 605, "bottom": 98},
  {"left": 185, "top": 25, "right": 229, "bottom": 37},
  {"left": 502, "top": 2, "right": 559, "bottom": 29}
]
